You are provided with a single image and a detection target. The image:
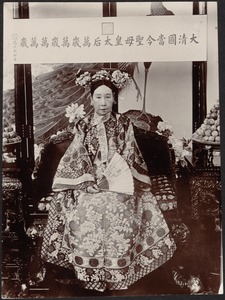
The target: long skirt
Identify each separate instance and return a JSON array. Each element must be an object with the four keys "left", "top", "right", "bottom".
[{"left": 41, "top": 189, "right": 176, "bottom": 291}]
